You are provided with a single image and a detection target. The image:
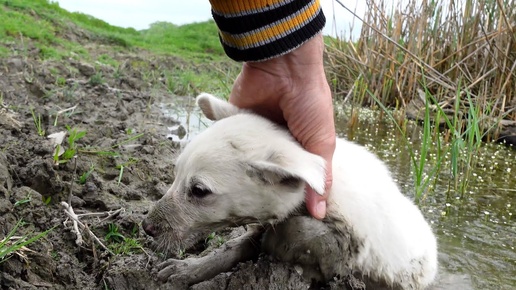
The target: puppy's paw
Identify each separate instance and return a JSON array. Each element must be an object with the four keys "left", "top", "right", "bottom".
[
  {"left": 157, "top": 258, "right": 200, "bottom": 285},
  {"left": 157, "top": 259, "right": 188, "bottom": 282}
]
